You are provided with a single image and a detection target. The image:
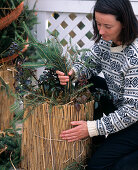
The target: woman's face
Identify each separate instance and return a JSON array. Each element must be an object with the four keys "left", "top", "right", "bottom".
[{"left": 95, "top": 12, "right": 123, "bottom": 44}]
